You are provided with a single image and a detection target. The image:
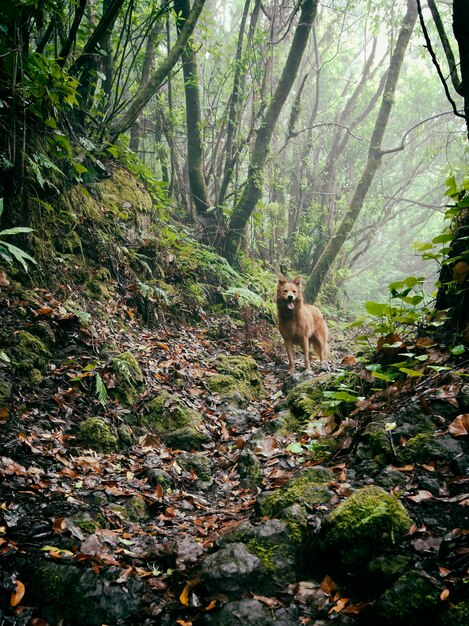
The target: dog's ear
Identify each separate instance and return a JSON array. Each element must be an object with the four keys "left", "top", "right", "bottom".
[
  {"left": 292, "top": 275, "right": 302, "bottom": 286},
  {"left": 278, "top": 274, "right": 287, "bottom": 284}
]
